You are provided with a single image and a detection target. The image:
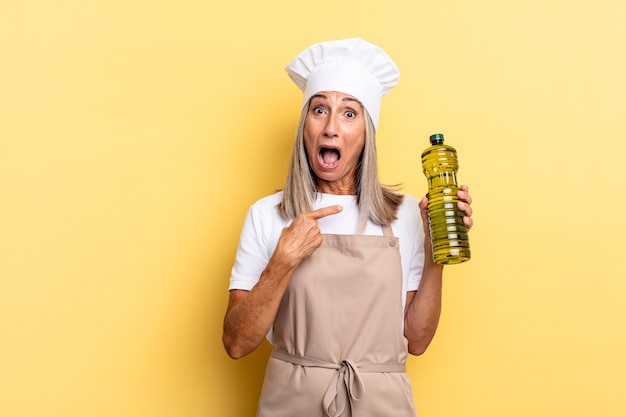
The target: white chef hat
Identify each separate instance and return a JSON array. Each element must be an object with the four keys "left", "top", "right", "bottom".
[{"left": 285, "top": 38, "right": 400, "bottom": 130}]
